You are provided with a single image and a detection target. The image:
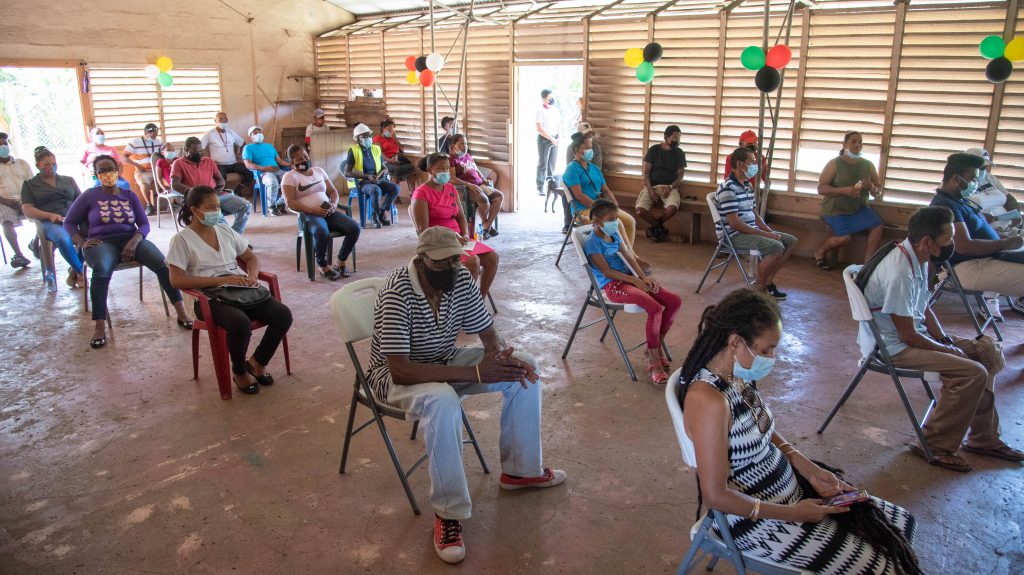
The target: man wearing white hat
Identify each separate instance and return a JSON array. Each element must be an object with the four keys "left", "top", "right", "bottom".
[
  {"left": 366, "top": 226, "right": 566, "bottom": 564},
  {"left": 242, "top": 126, "right": 290, "bottom": 216},
  {"left": 305, "top": 108, "right": 330, "bottom": 151},
  {"left": 343, "top": 123, "right": 400, "bottom": 228}
]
